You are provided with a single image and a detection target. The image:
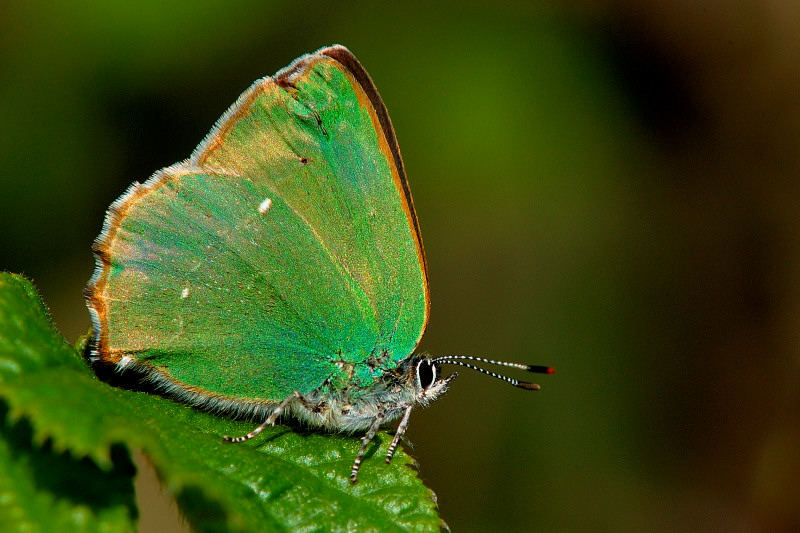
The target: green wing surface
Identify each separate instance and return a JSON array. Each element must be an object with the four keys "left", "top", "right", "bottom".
[{"left": 86, "top": 46, "right": 429, "bottom": 401}]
